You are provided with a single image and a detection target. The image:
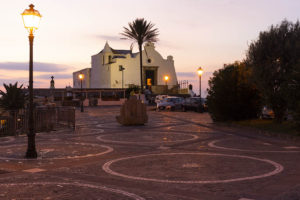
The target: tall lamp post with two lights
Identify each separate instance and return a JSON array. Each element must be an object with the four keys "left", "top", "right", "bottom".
[
  {"left": 197, "top": 67, "right": 203, "bottom": 99},
  {"left": 78, "top": 73, "right": 84, "bottom": 112},
  {"left": 22, "top": 4, "right": 42, "bottom": 158}
]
